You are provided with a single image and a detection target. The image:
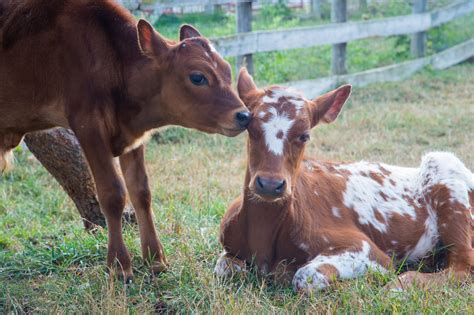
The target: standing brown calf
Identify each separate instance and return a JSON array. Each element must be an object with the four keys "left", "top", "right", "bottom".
[
  {"left": 216, "top": 69, "right": 473, "bottom": 293},
  {"left": 0, "top": 0, "right": 251, "bottom": 281}
]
